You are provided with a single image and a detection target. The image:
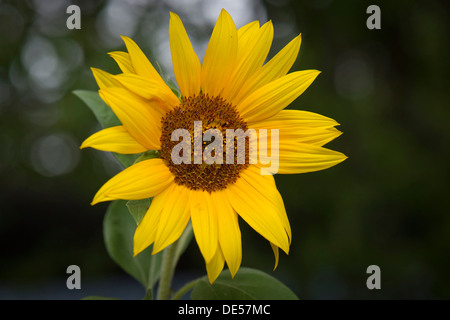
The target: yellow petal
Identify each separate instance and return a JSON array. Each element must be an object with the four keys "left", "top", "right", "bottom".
[
  {"left": 99, "top": 87, "right": 162, "bottom": 150},
  {"left": 240, "top": 165, "right": 291, "bottom": 242},
  {"left": 134, "top": 185, "right": 172, "bottom": 256},
  {"left": 222, "top": 21, "right": 274, "bottom": 103},
  {"left": 259, "top": 140, "right": 347, "bottom": 175},
  {"left": 211, "top": 191, "right": 242, "bottom": 278},
  {"left": 201, "top": 9, "right": 238, "bottom": 97},
  {"left": 91, "top": 68, "right": 123, "bottom": 89},
  {"left": 80, "top": 125, "right": 147, "bottom": 154},
  {"left": 190, "top": 190, "right": 218, "bottom": 263},
  {"left": 252, "top": 109, "right": 340, "bottom": 129},
  {"left": 152, "top": 184, "right": 191, "bottom": 254},
  {"left": 262, "top": 127, "right": 342, "bottom": 147},
  {"left": 114, "top": 73, "right": 179, "bottom": 112},
  {"left": 169, "top": 12, "right": 201, "bottom": 98},
  {"left": 121, "top": 35, "right": 165, "bottom": 85},
  {"left": 239, "top": 70, "right": 321, "bottom": 124},
  {"left": 206, "top": 246, "right": 225, "bottom": 284},
  {"left": 270, "top": 242, "right": 279, "bottom": 271},
  {"left": 92, "top": 158, "right": 174, "bottom": 205},
  {"left": 237, "top": 21, "right": 260, "bottom": 44},
  {"left": 224, "top": 167, "right": 290, "bottom": 254},
  {"left": 234, "top": 34, "right": 302, "bottom": 105},
  {"left": 108, "top": 51, "right": 135, "bottom": 73},
  {"left": 293, "top": 128, "right": 342, "bottom": 146},
  {"left": 238, "top": 21, "right": 259, "bottom": 47},
  {"left": 250, "top": 110, "right": 343, "bottom": 147}
]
